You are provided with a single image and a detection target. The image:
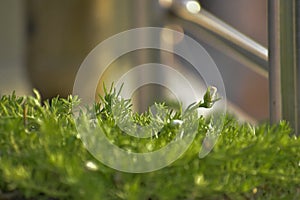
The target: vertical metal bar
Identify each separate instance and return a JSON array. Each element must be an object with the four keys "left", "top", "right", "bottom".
[
  {"left": 268, "top": 0, "right": 282, "bottom": 124},
  {"left": 269, "top": 0, "right": 299, "bottom": 135},
  {"left": 280, "top": 0, "right": 298, "bottom": 134},
  {"left": 296, "top": 0, "right": 300, "bottom": 136}
]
